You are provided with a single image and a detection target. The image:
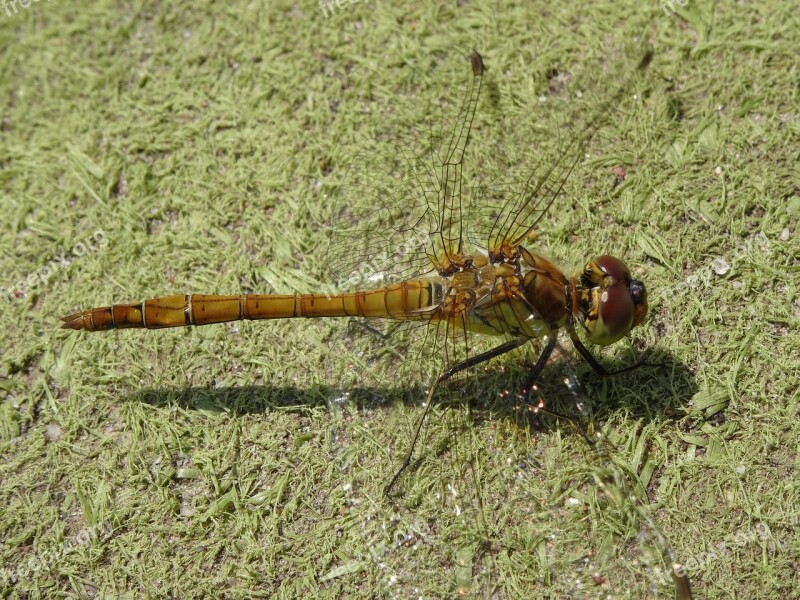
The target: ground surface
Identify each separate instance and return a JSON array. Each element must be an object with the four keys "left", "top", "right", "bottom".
[{"left": 1, "top": 1, "right": 798, "bottom": 598}]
